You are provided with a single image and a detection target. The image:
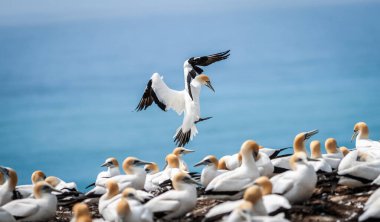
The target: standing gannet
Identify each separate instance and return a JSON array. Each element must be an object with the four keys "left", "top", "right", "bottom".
[
  {"left": 194, "top": 155, "right": 228, "bottom": 187},
  {"left": 99, "top": 180, "right": 121, "bottom": 221},
  {"left": 337, "top": 150, "right": 380, "bottom": 187},
  {"left": 136, "top": 73, "right": 216, "bottom": 147},
  {"left": 309, "top": 140, "right": 332, "bottom": 173},
  {"left": 272, "top": 130, "right": 319, "bottom": 173},
  {"left": 151, "top": 154, "right": 182, "bottom": 186},
  {"left": 352, "top": 122, "right": 380, "bottom": 149},
  {"left": 0, "top": 167, "right": 17, "bottom": 206},
  {"left": 169, "top": 147, "right": 194, "bottom": 171},
  {"left": 270, "top": 152, "right": 317, "bottom": 203},
  {"left": 70, "top": 203, "right": 92, "bottom": 222},
  {"left": 145, "top": 172, "right": 199, "bottom": 219},
  {"left": 359, "top": 187, "right": 380, "bottom": 221},
  {"left": 144, "top": 162, "right": 160, "bottom": 192},
  {"left": 2, "top": 182, "right": 59, "bottom": 221},
  {"left": 205, "top": 177, "right": 290, "bottom": 220},
  {"left": 322, "top": 138, "right": 344, "bottom": 169},
  {"left": 205, "top": 140, "right": 260, "bottom": 193},
  {"left": 16, "top": 170, "right": 46, "bottom": 198}
]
